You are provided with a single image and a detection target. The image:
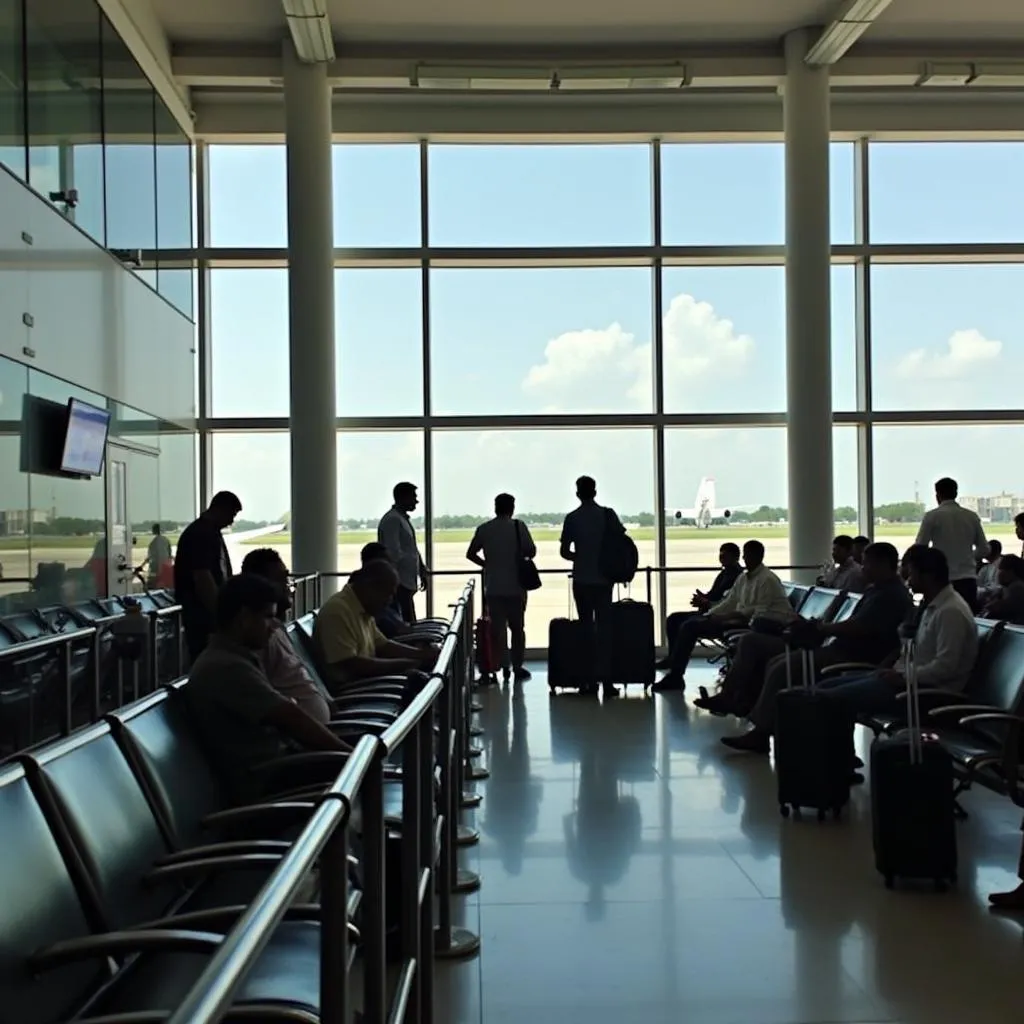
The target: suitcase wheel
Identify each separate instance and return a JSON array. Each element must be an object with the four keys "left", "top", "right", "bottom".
[{"left": 779, "top": 803, "right": 790, "bottom": 818}]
